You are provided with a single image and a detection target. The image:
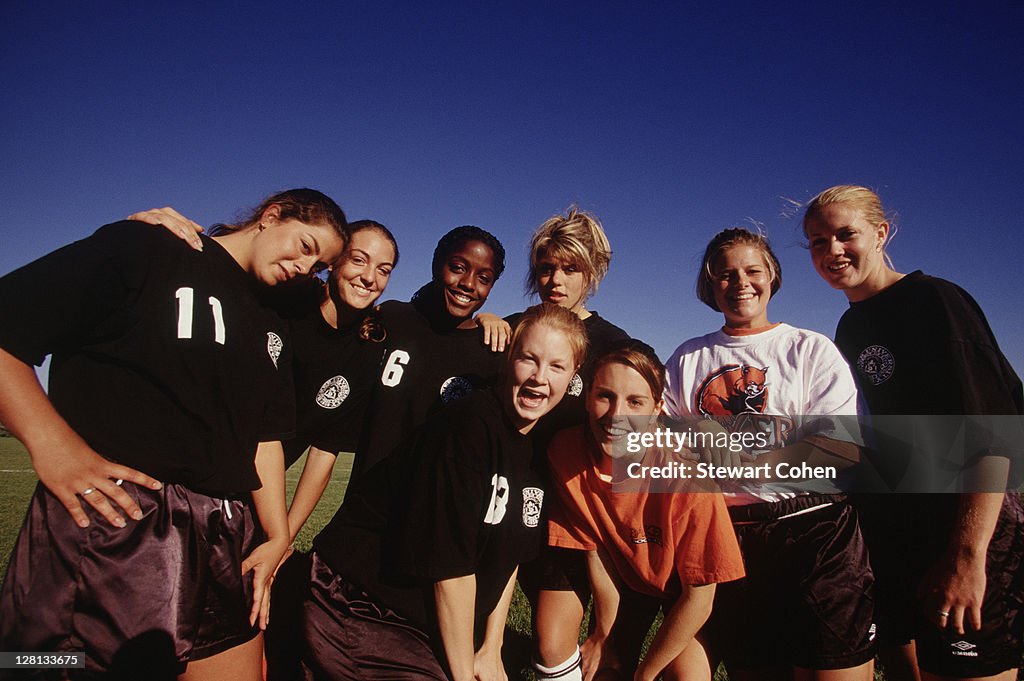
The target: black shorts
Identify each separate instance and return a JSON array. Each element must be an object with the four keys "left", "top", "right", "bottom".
[
  {"left": 302, "top": 552, "right": 447, "bottom": 681},
  {"left": 0, "top": 482, "right": 261, "bottom": 678},
  {"left": 702, "top": 494, "right": 875, "bottom": 671},
  {"left": 518, "top": 545, "right": 590, "bottom": 602},
  {"left": 266, "top": 551, "right": 313, "bottom": 681},
  {"left": 859, "top": 493, "right": 1024, "bottom": 677},
  {"left": 605, "top": 587, "right": 675, "bottom": 674}
]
